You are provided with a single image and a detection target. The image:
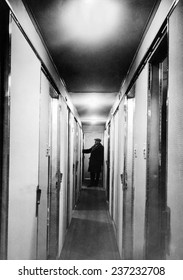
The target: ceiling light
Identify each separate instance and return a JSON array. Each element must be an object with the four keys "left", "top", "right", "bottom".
[{"left": 60, "top": 0, "right": 121, "bottom": 46}]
